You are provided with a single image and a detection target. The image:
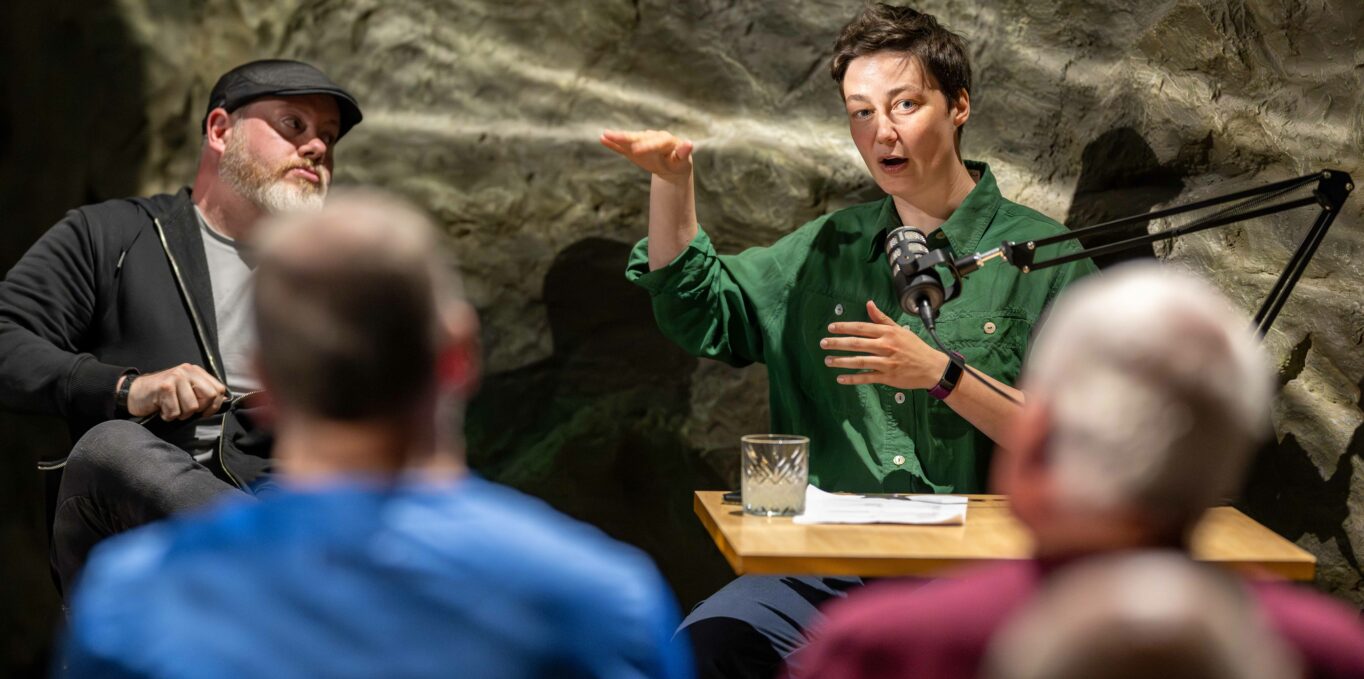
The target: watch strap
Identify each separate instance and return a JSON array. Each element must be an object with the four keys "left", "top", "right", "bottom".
[
  {"left": 115, "top": 370, "right": 140, "bottom": 417},
  {"left": 928, "top": 351, "right": 965, "bottom": 400}
]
